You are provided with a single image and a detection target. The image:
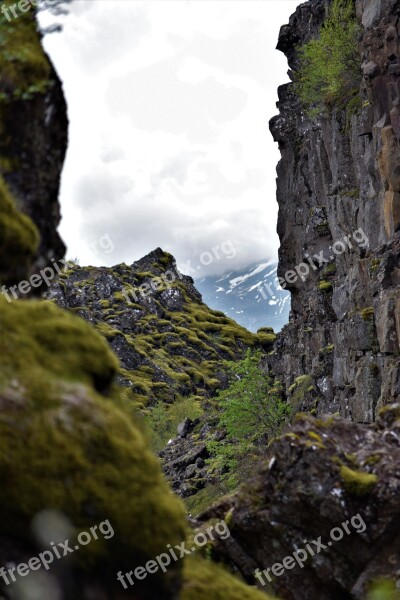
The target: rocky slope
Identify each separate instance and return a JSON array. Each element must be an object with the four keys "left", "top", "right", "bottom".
[
  {"left": 268, "top": 0, "right": 400, "bottom": 422},
  {"left": 46, "top": 251, "right": 278, "bottom": 506},
  {"left": 46, "top": 249, "right": 273, "bottom": 408}
]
